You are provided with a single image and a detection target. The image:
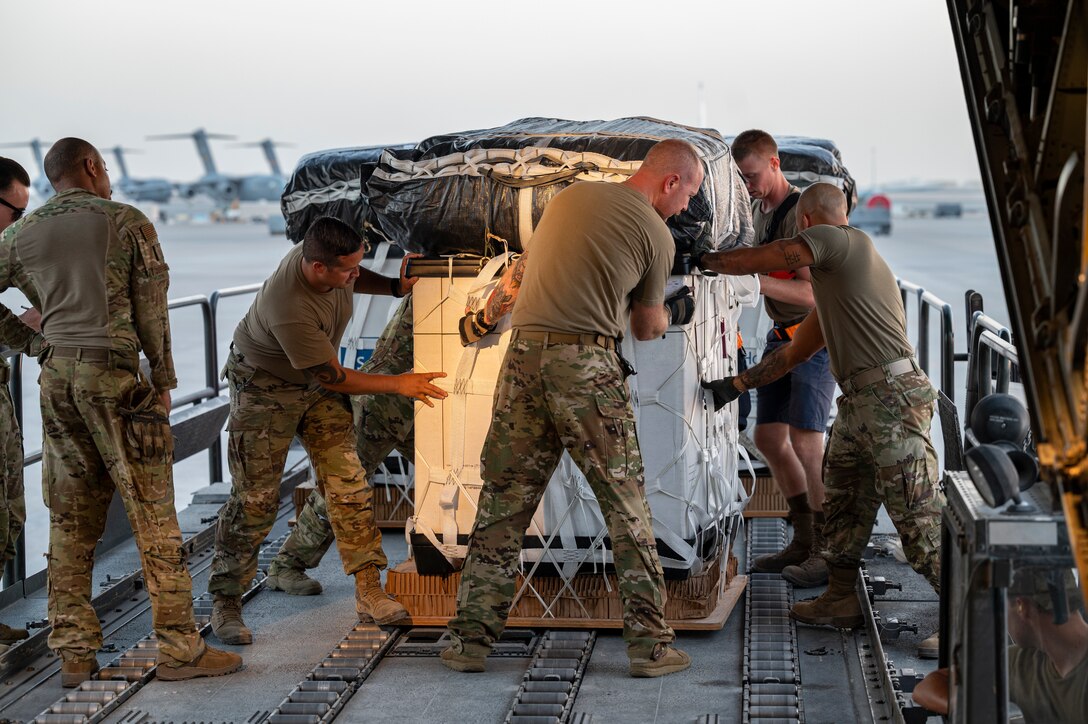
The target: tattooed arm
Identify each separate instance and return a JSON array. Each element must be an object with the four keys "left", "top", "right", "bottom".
[
  {"left": 481, "top": 252, "right": 527, "bottom": 325},
  {"left": 699, "top": 236, "right": 815, "bottom": 277},
  {"left": 307, "top": 356, "right": 448, "bottom": 406},
  {"left": 738, "top": 309, "right": 826, "bottom": 391}
]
